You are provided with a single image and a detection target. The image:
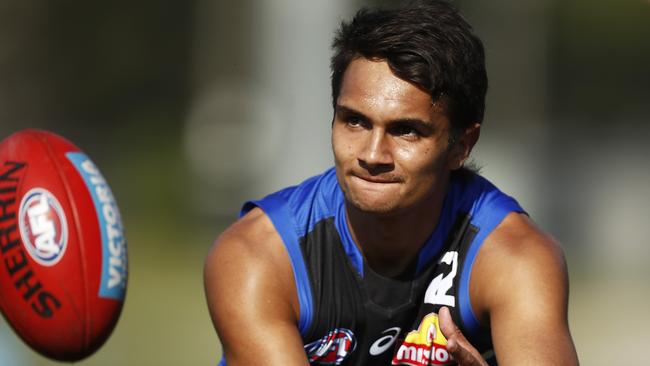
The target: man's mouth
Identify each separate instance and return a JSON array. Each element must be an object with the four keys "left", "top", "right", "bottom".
[{"left": 352, "top": 174, "right": 401, "bottom": 184}]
